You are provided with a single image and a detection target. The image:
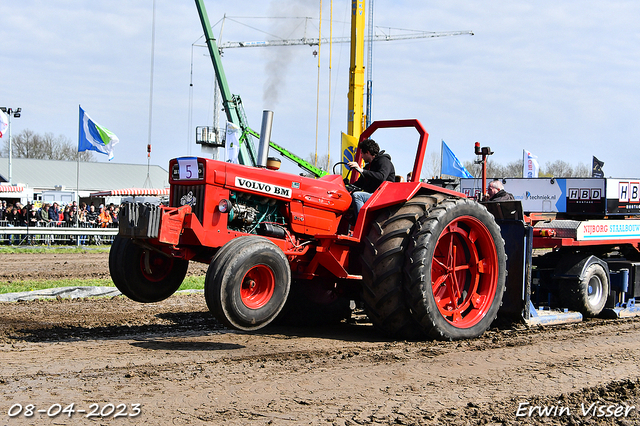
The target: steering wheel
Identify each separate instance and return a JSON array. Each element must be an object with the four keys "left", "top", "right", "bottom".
[{"left": 333, "top": 162, "right": 361, "bottom": 193}]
